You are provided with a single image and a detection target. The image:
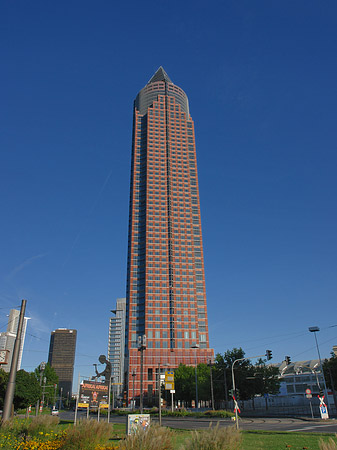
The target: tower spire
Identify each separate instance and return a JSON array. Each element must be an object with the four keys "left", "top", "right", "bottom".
[{"left": 147, "top": 66, "right": 172, "bottom": 84}]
